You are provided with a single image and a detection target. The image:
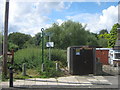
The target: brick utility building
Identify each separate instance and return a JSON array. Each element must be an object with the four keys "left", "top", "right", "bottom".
[{"left": 96, "top": 48, "right": 112, "bottom": 65}]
